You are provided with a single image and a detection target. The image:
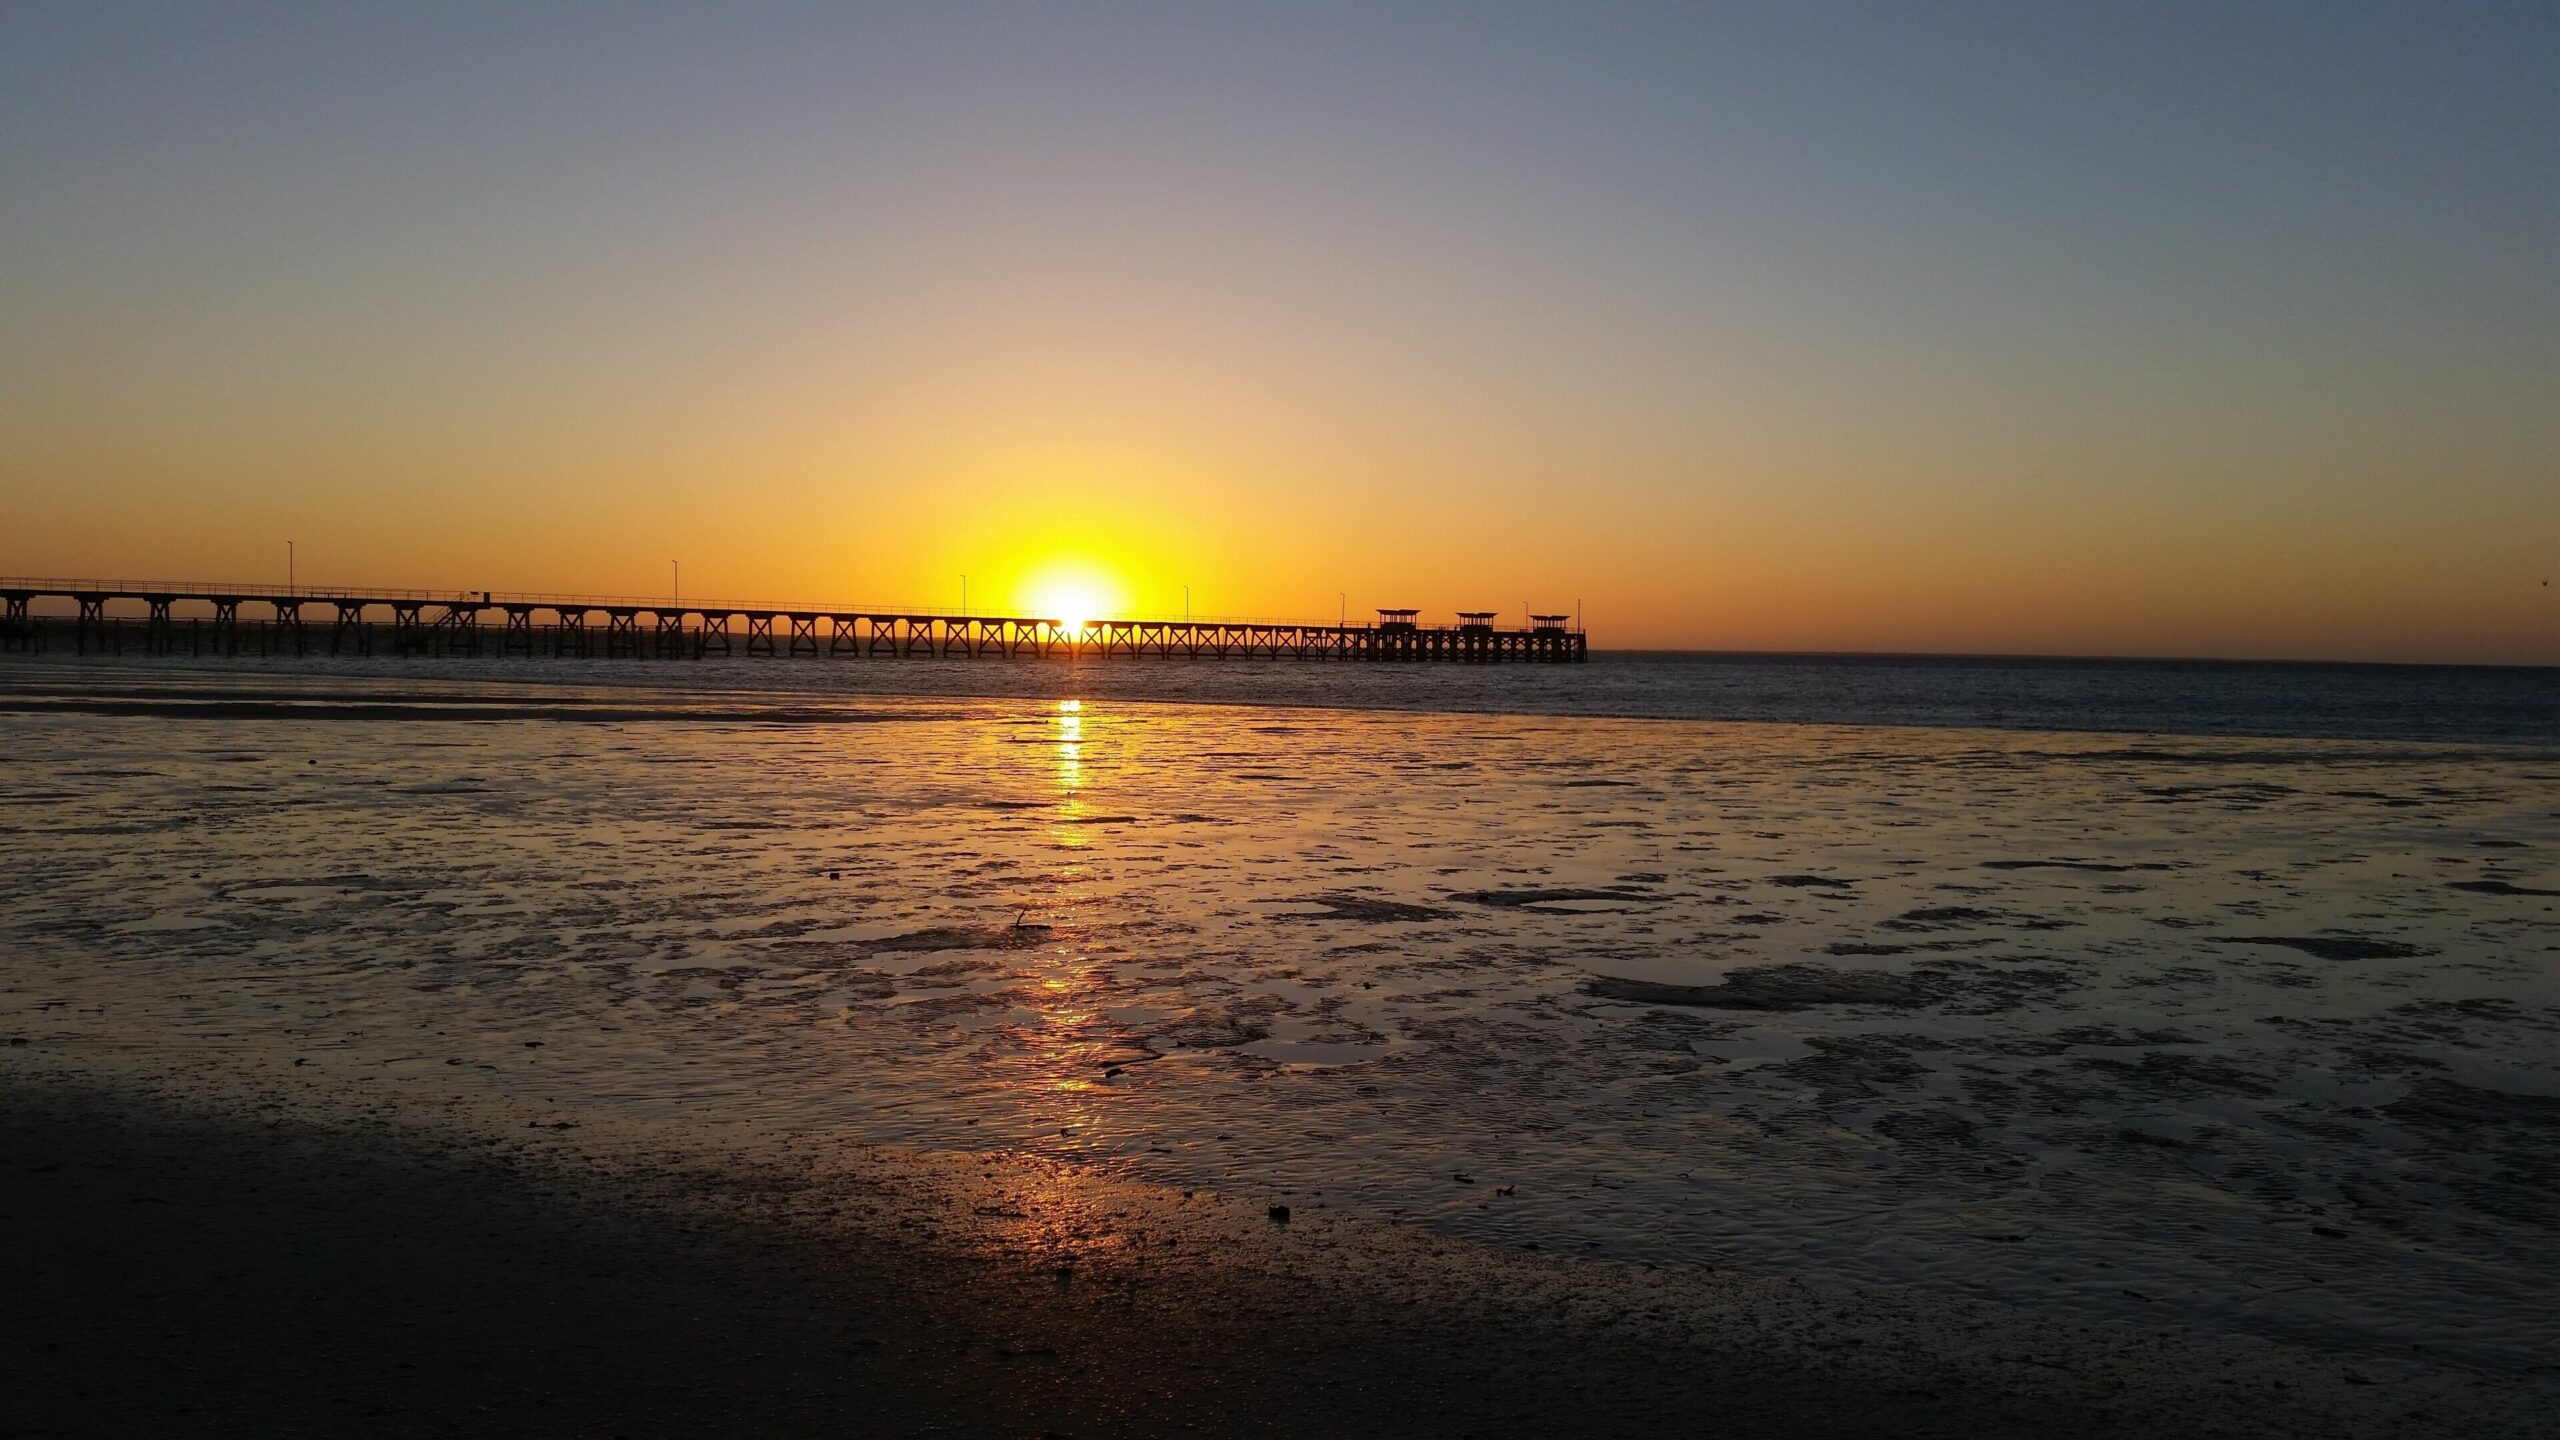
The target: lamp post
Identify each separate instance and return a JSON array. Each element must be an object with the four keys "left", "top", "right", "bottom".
[
  {"left": 1183, "top": 584, "right": 1189, "bottom": 624},
  {"left": 286, "top": 541, "right": 294, "bottom": 596},
  {"left": 960, "top": 574, "right": 968, "bottom": 617},
  {"left": 671, "top": 560, "right": 680, "bottom": 610}
]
